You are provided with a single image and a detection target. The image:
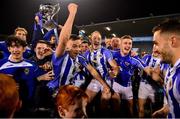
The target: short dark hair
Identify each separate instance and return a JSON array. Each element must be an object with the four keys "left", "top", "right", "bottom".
[
  {"left": 34, "top": 40, "right": 50, "bottom": 48},
  {"left": 81, "top": 40, "right": 90, "bottom": 45},
  {"left": 6, "top": 35, "right": 27, "bottom": 47},
  {"left": 69, "top": 34, "right": 81, "bottom": 41},
  {"left": 152, "top": 18, "right": 180, "bottom": 34}
]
